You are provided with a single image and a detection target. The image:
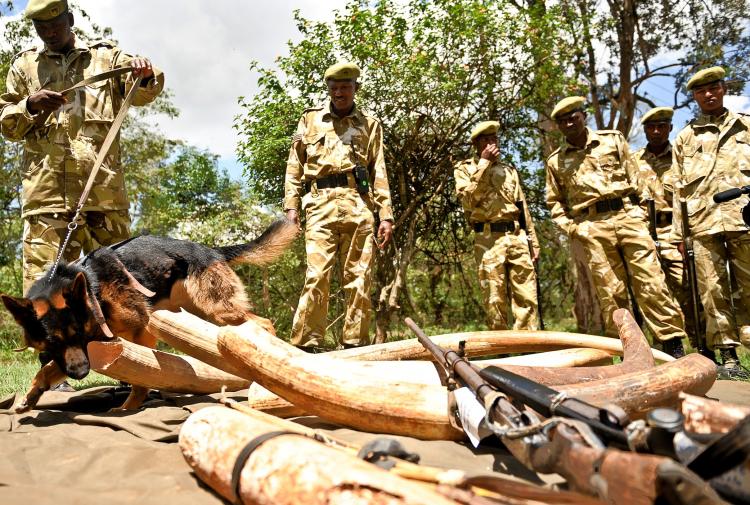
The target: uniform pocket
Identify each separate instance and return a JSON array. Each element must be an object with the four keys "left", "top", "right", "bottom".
[{"left": 303, "top": 132, "right": 326, "bottom": 164}]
